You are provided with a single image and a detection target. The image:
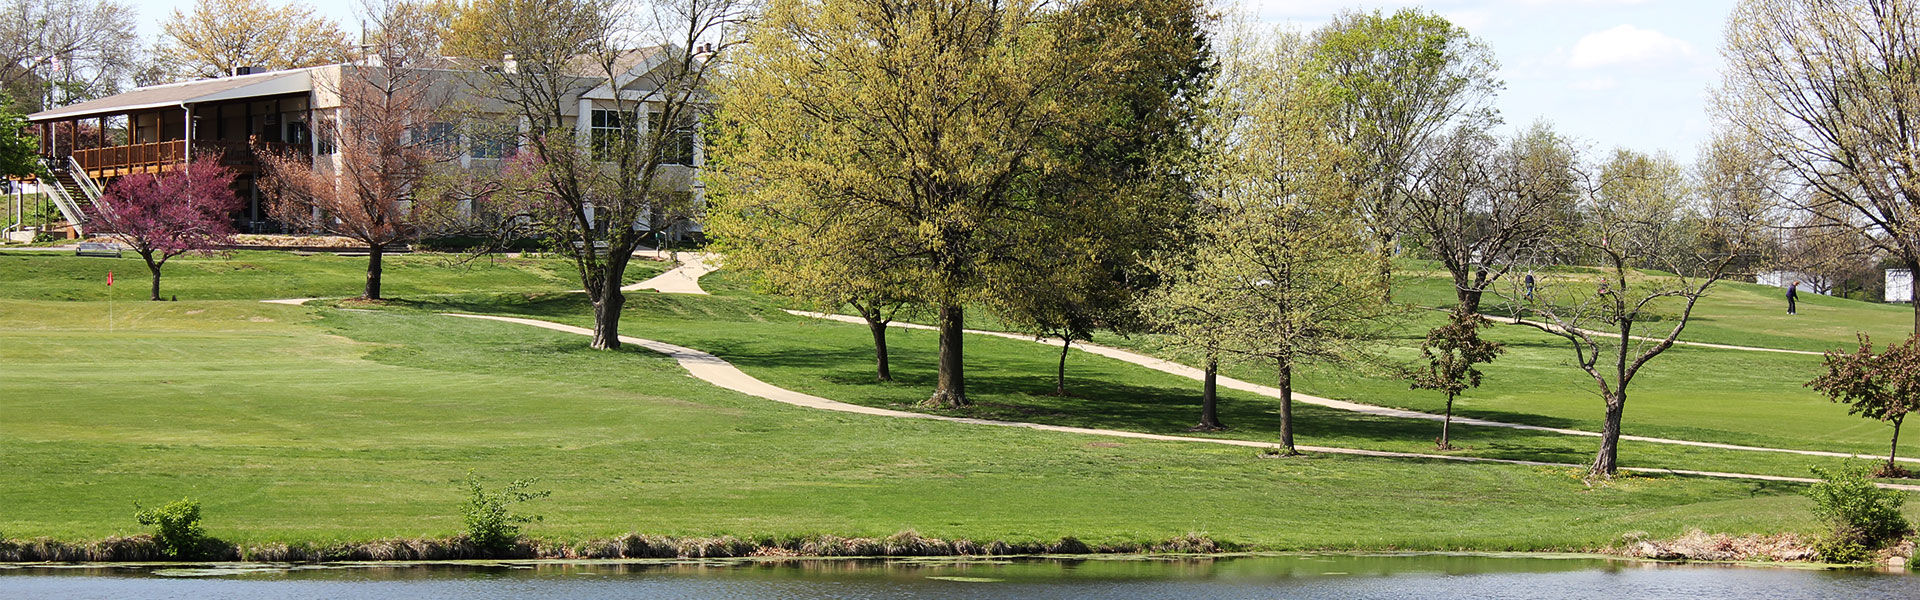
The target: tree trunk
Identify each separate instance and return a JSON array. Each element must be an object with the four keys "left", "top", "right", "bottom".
[
  {"left": 589, "top": 288, "right": 625, "bottom": 350},
  {"left": 1195, "top": 357, "right": 1224, "bottom": 430},
  {"left": 1440, "top": 391, "right": 1455, "bottom": 450},
  {"left": 864, "top": 312, "right": 892, "bottom": 382},
  {"left": 1592, "top": 393, "right": 1625, "bottom": 476},
  {"left": 1890, "top": 414, "right": 1905, "bottom": 473},
  {"left": 1278, "top": 362, "right": 1298, "bottom": 455},
  {"left": 1052, "top": 338, "right": 1071, "bottom": 396},
  {"left": 1455, "top": 276, "right": 1482, "bottom": 315},
  {"left": 1908, "top": 256, "right": 1920, "bottom": 336},
  {"left": 924, "top": 304, "right": 968, "bottom": 408},
  {"left": 364, "top": 244, "right": 384, "bottom": 300},
  {"left": 143, "top": 253, "right": 163, "bottom": 302}
]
